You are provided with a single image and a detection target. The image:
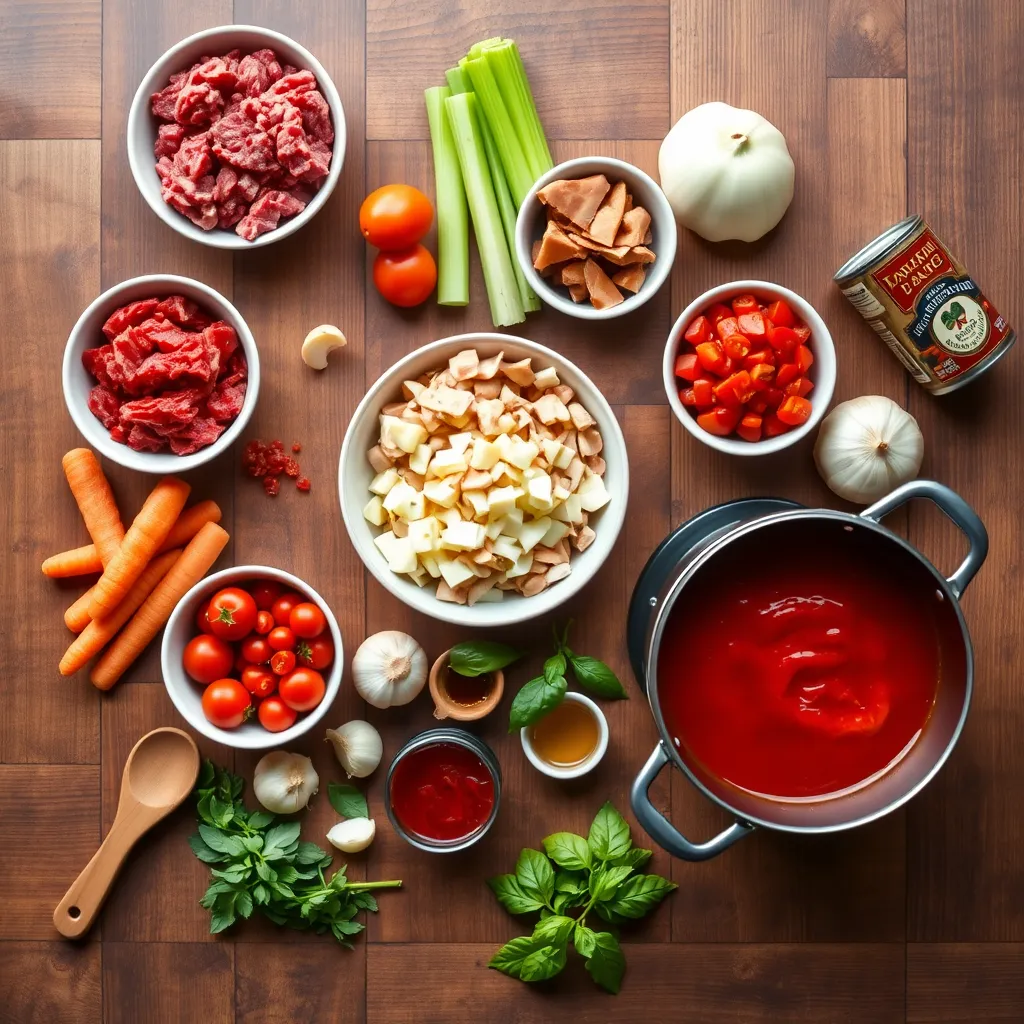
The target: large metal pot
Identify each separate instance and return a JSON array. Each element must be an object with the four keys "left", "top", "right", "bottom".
[{"left": 630, "top": 480, "right": 988, "bottom": 861}]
